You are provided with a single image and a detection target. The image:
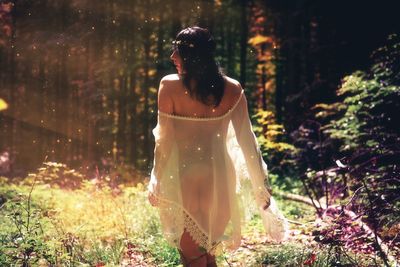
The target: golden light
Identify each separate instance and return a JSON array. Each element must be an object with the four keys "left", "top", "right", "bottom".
[{"left": 0, "top": 99, "right": 8, "bottom": 111}]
